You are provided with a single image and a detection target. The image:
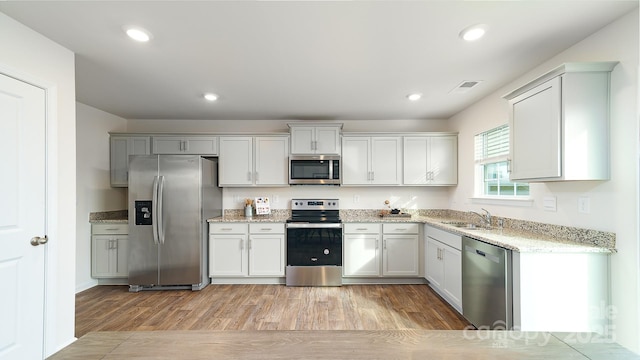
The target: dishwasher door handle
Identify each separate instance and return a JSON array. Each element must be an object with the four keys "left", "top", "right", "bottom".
[{"left": 466, "top": 246, "right": 501, "bottom": 264}]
